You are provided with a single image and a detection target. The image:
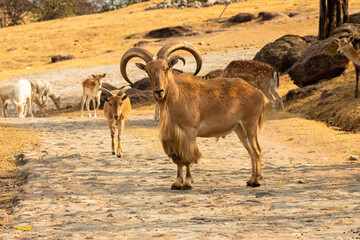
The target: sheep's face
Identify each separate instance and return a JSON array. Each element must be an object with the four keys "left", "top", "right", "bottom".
[
  {"left": 136, "top": 59, "right": 178, "bottom": 101},
  {"left": 334, "top": 37, "right": 353, "bottom": 54},
  {"left": 92, "top": 73, "right": 106, "bottom": 86},
  {"left": 107, "top": 95, "right": 127, "bottom": 120}
]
